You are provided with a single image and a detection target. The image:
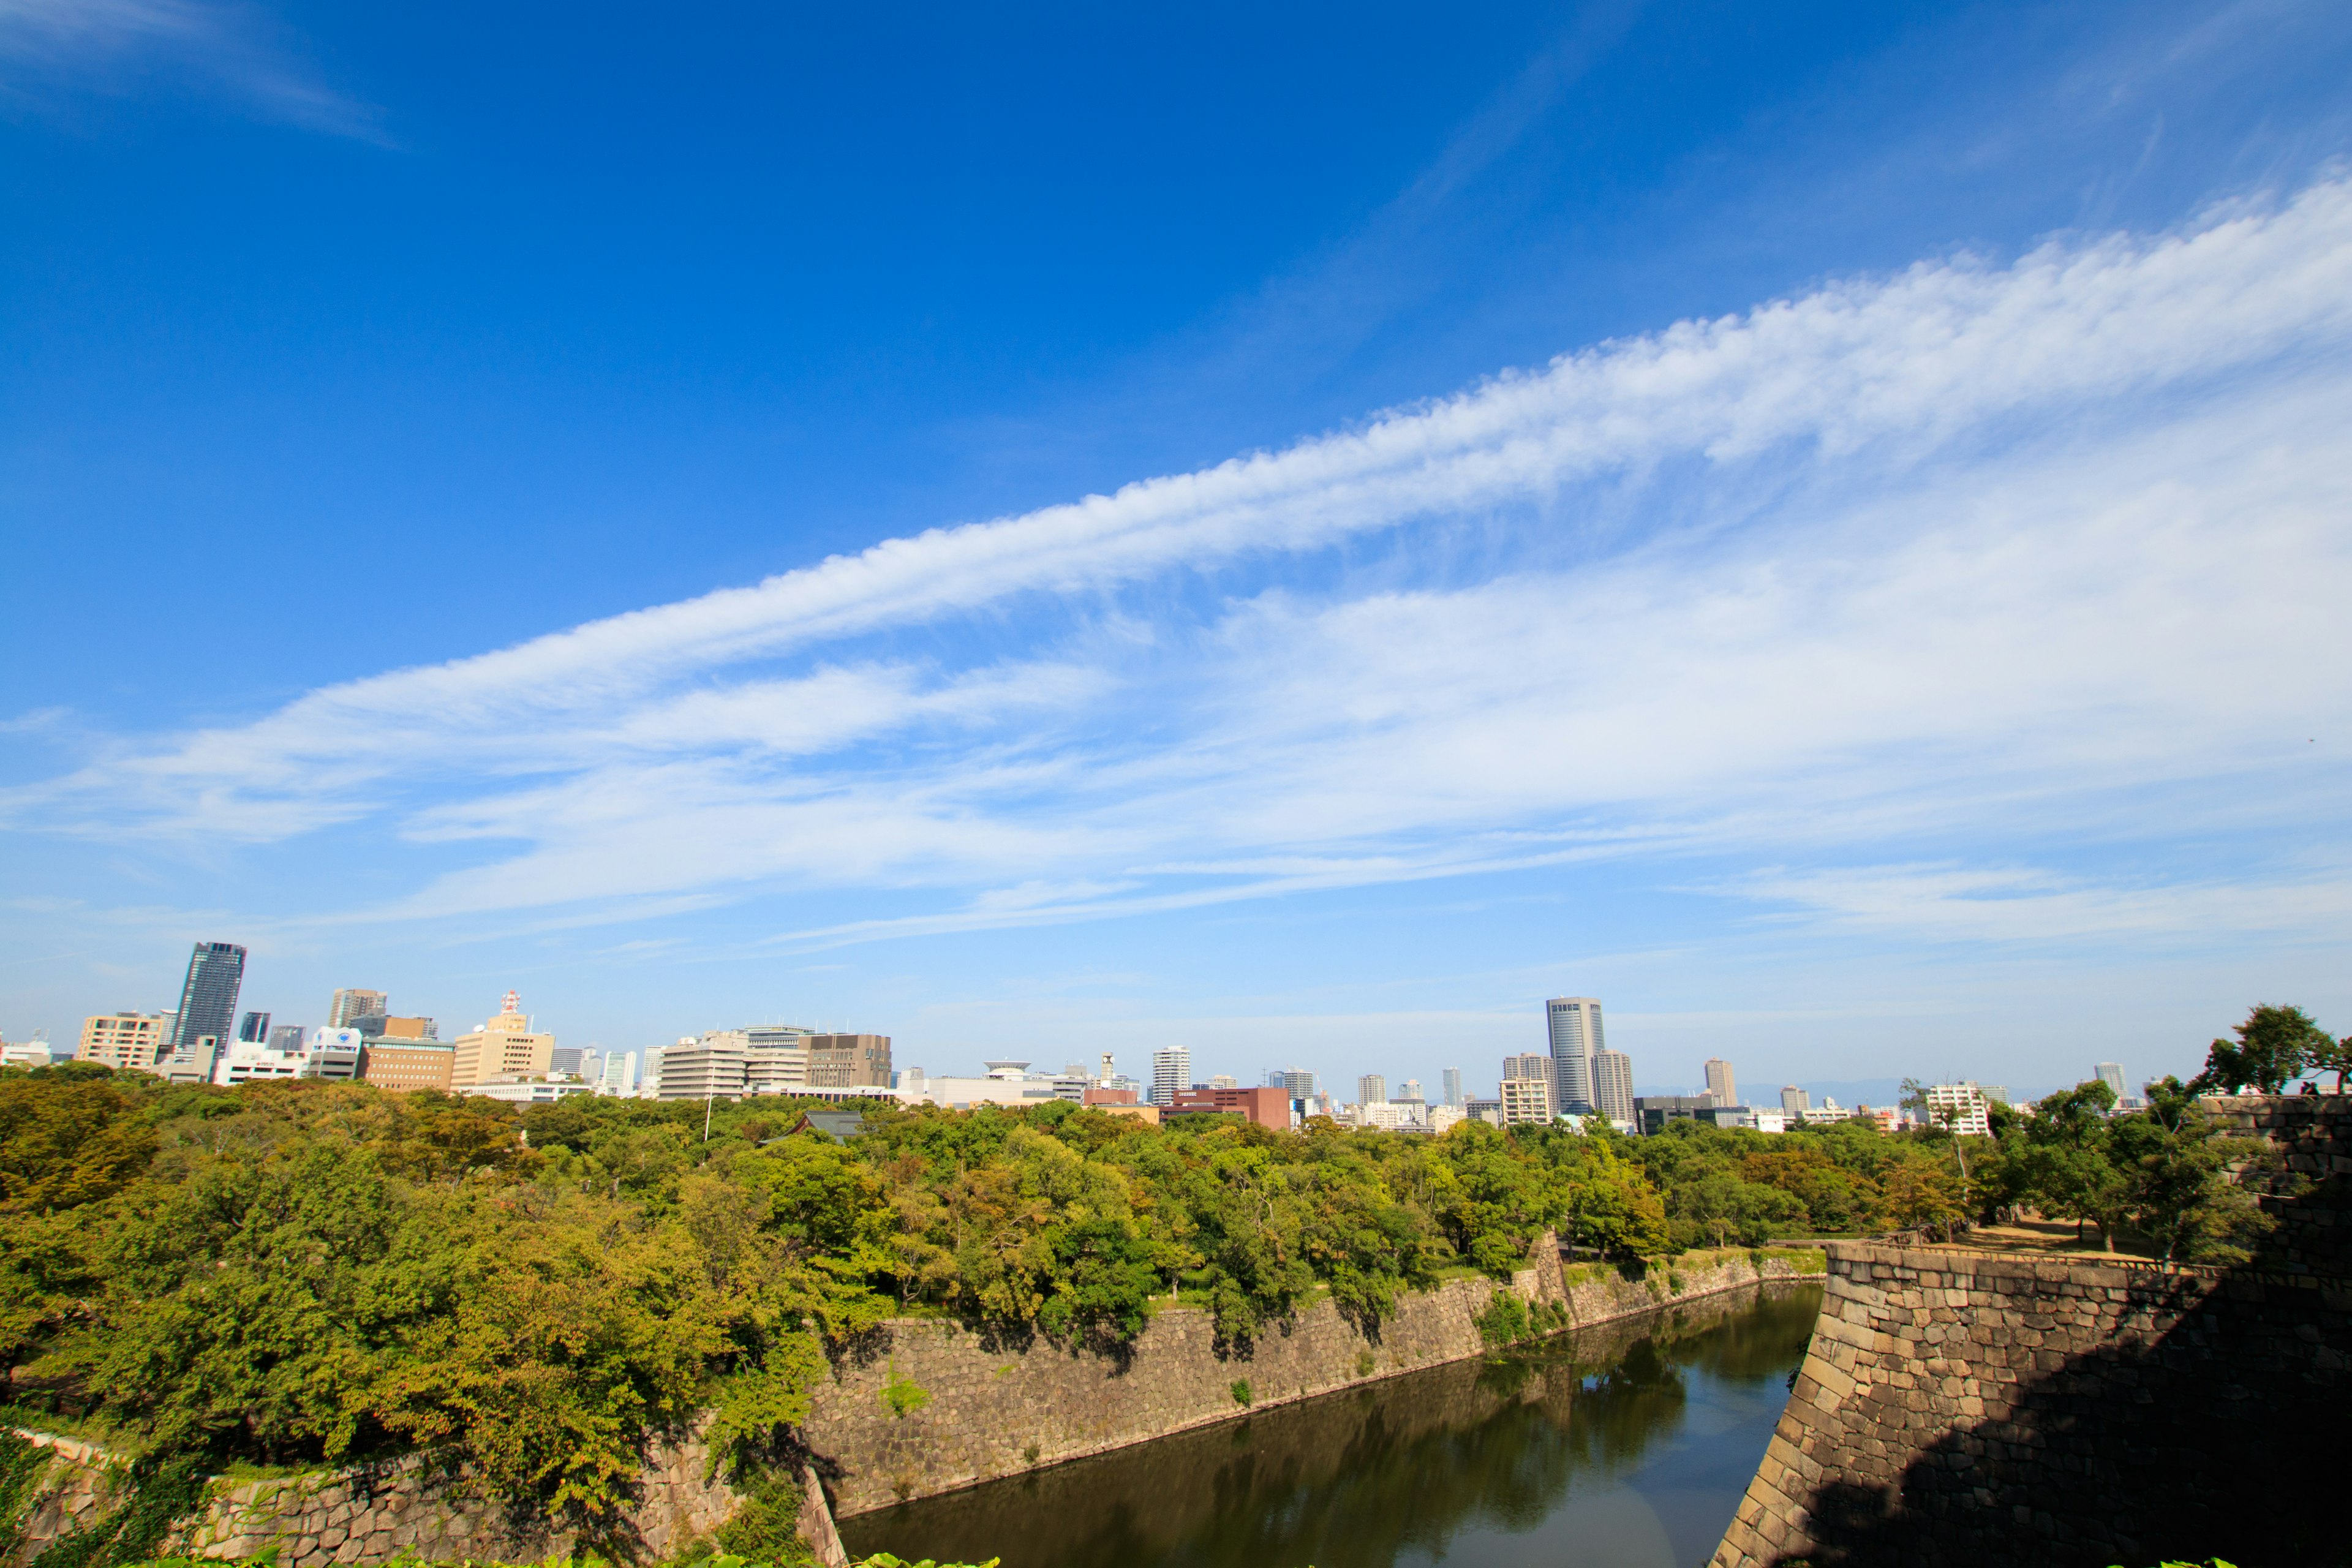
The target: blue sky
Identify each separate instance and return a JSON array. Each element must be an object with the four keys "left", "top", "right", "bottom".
[{"left": 4, "top": 0, "right": 2350, "bottom": 1101}]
